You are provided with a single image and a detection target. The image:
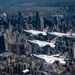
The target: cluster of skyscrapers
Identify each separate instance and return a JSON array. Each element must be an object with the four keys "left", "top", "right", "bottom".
[{"left": 0, "top": 5, "right": 75, "bottom": 75}]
